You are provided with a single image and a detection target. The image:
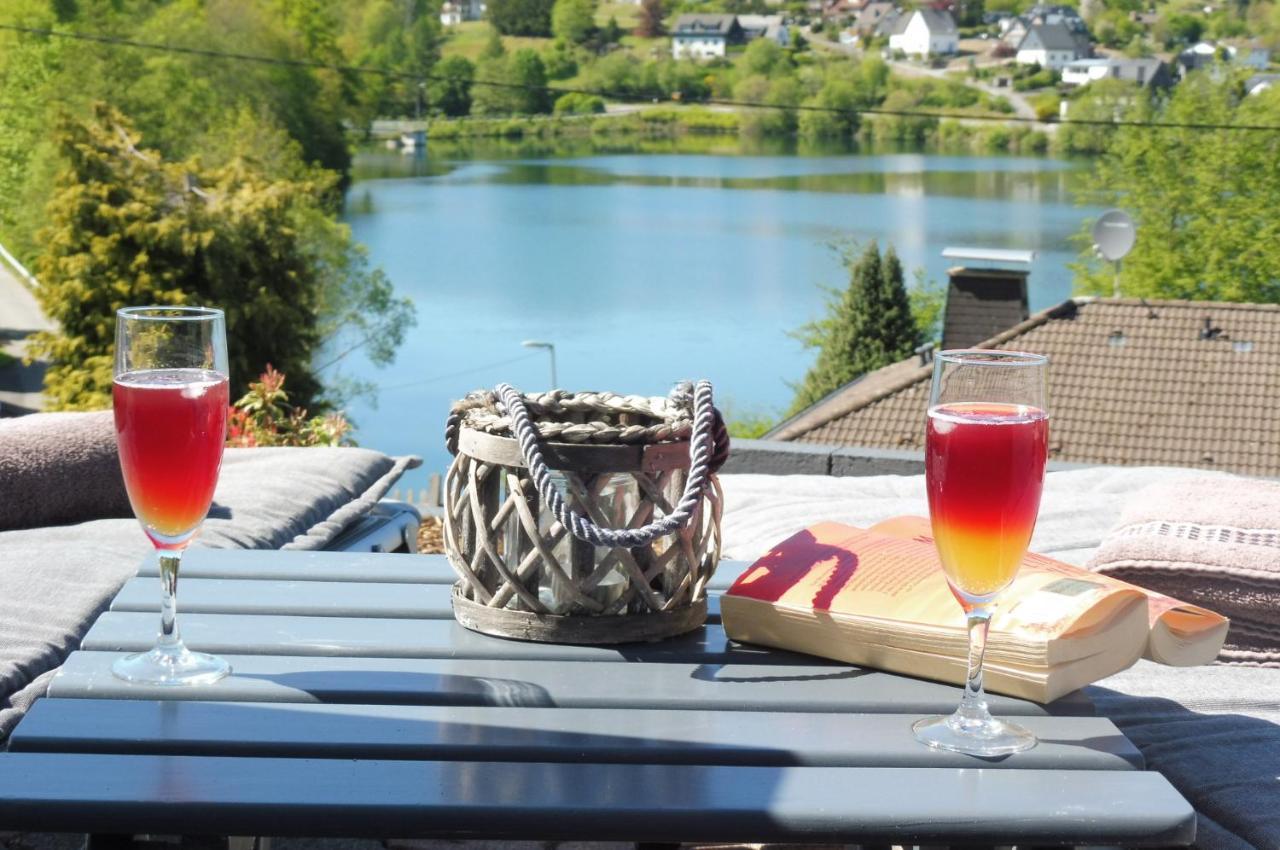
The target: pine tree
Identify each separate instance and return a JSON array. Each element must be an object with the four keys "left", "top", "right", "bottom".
[
  {"left": 789, "top": 242, "right": 922, "bottom": 415},
  {"left": 635, "top": 0, "right": 665, "bottom": 37}
]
